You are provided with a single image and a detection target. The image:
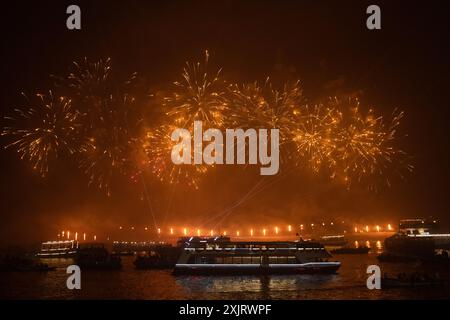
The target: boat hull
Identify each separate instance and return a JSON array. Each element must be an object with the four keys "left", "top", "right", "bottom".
[
  {"left": 173, "top": 262, "right": 341, "bottom": 275},
  {"left": 36, "top": 252, "right": 77, "bottom": 259},
  {"left": 331, "top": 247, "right": 370, "bottom": 254}
]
